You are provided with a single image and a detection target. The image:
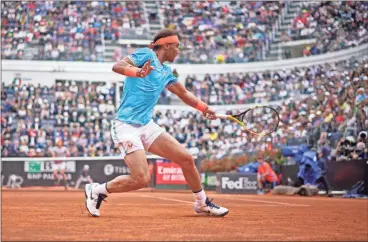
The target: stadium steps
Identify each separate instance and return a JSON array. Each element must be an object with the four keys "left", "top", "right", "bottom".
[
  {"left": 23, "top": 46, "right": 39, "bottom": 60},
  {"left": 21, "top": 42, "right": 45, "bottom": 60},
  {"left": 143, "top": 1, "right": 165, "bottom": 37},
  {"left": 141, "top": 1, "right": 151, "bottom": 34},
  {"left": 103, "top": 43, "right": 119, "bottom": 62},
  {"left": 102, "top": 1, "right": 164, "bottom": 62},
  {"left": 265, "top": 1, "right": 303, "bottom": 61}
]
